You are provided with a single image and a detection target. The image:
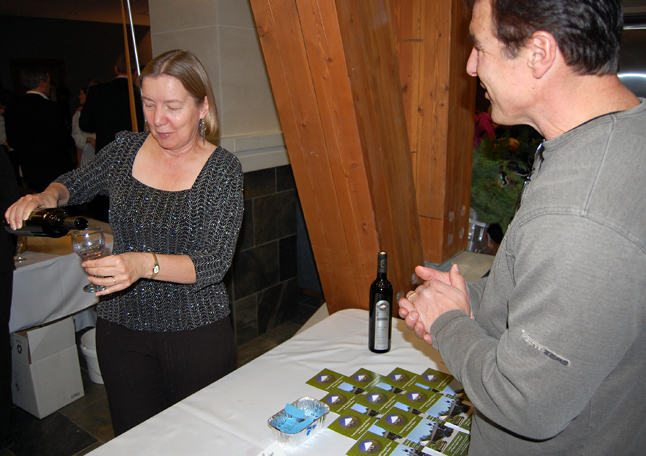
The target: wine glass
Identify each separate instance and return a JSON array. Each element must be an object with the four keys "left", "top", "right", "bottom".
[
  {"left": 71, "top": 227, "right": 107, "bottom": 293},
  {"left": 15, "top": 236, "right": 27, "bottom": 263}
]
